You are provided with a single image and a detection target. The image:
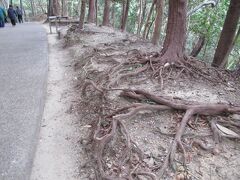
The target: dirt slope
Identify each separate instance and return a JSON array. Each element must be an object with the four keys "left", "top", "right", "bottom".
[{"left": 62, "top": 24, "right": 240, "bottom": 180}]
